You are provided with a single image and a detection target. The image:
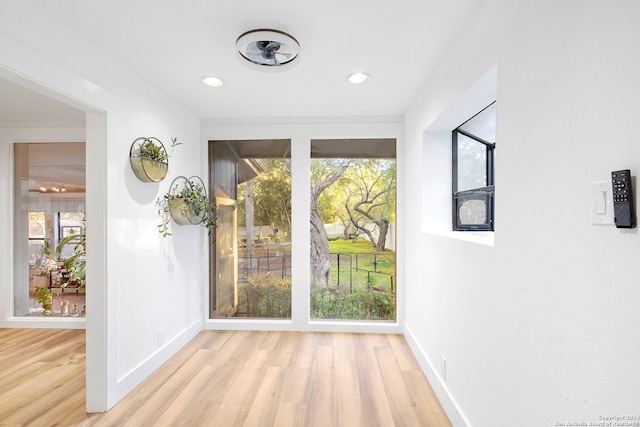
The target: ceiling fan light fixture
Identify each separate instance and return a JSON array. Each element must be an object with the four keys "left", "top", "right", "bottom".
[
  {"left": 346, "top": 72, "right": 371, "bottom": 85},
  {"left": 236, "top": 29, "right": 300, "bottom": 72}
]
